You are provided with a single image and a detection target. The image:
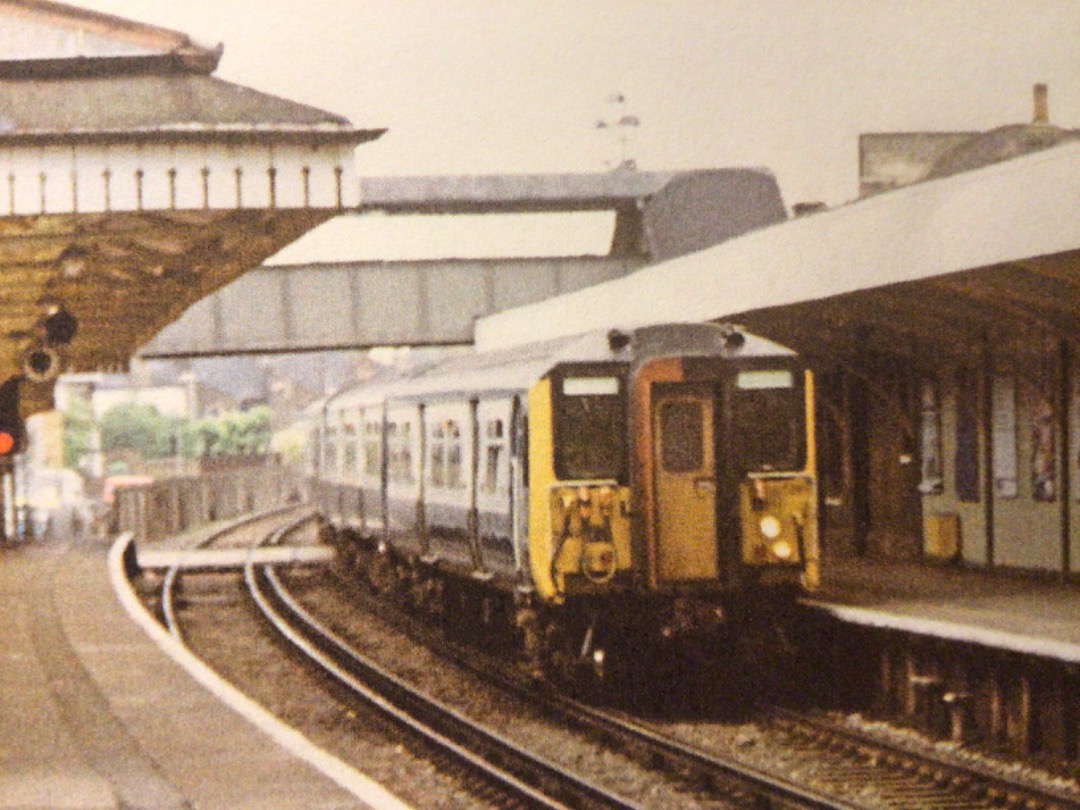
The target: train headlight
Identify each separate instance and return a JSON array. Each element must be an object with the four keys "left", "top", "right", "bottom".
[
  {"left": 759, "top": 515, "right": 782, "bottom": 539},
  {"left": 770, "top": 539, "right": 794, "bottom": 560}
]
